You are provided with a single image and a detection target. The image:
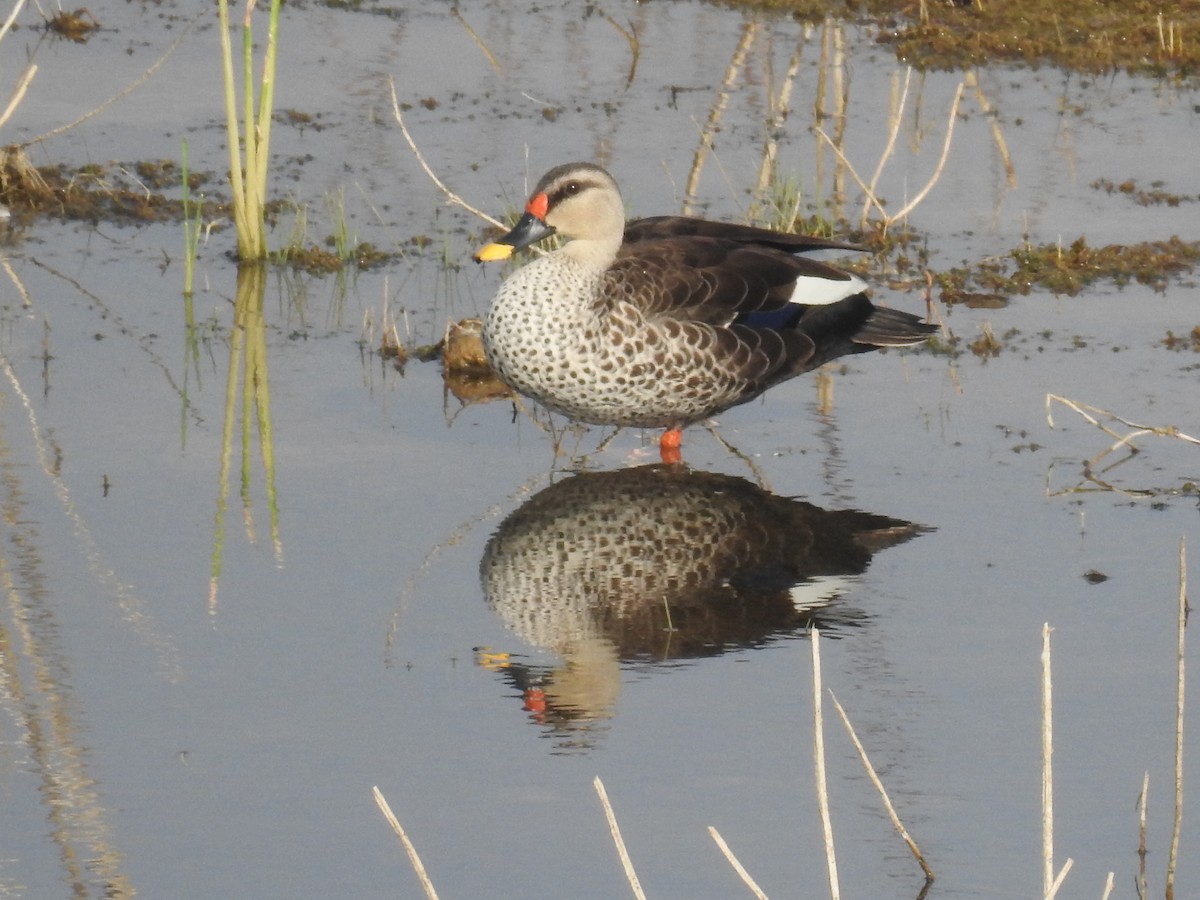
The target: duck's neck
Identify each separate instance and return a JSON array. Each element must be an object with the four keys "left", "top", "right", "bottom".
[{"left": 559, "top": 233, "right": 622, "bottom": 270}]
